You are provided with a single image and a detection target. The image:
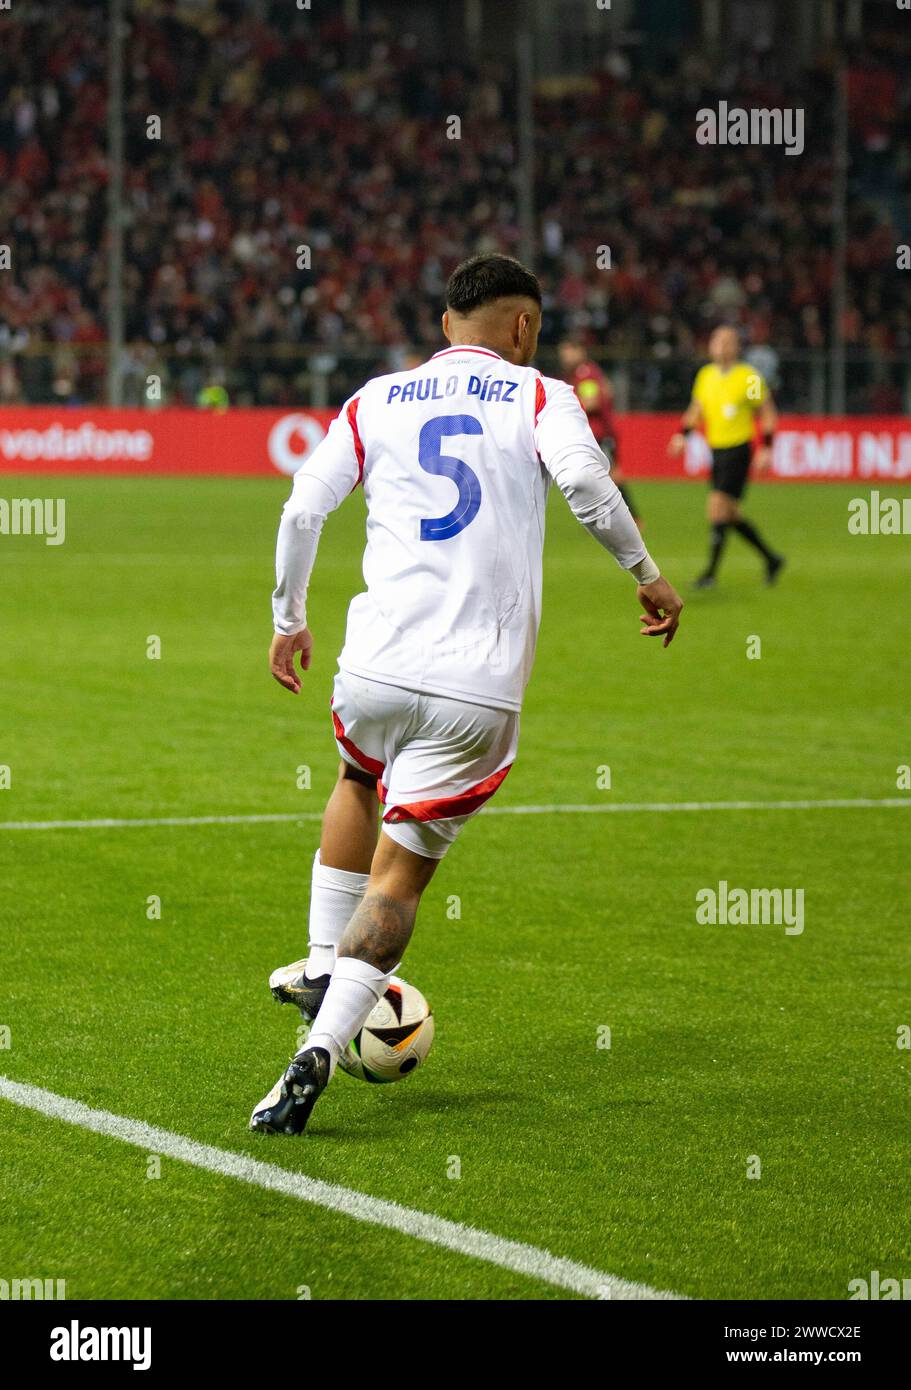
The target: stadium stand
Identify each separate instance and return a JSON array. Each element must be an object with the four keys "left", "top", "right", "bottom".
[{"left": 1, "top": 1, "right": 909, "bottom": 409}]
